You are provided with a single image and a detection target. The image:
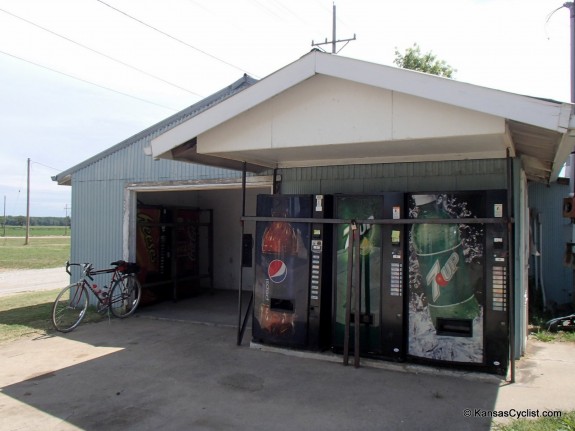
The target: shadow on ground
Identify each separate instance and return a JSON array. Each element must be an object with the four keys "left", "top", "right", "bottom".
[{"left": 0, "top": 290, "right": 500, "bottom": 431}]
